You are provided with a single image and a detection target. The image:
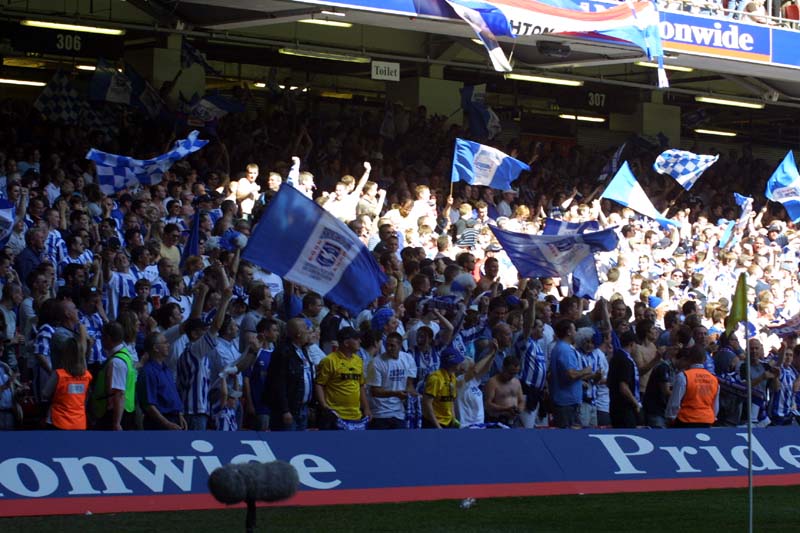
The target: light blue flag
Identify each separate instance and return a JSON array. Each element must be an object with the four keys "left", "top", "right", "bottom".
[
  {"left": 87, "top": 130, "right": 208, "bottom": 194},
  {"left": 653, "top": 149, "right": 718, "bottom": 190},
  {"left": 188, "top": 92, "right": 244, "bottom": 124},
  {"left": 89, "top": 58, "right": 132, "bottom": 105},
  {"left": 489, "top": 224, "right": 619, "bottom": 300},
  {"left": 451, "top": 138, "right": 529, "bottom": 190},
  {"left": 445, "top": 0, "right": 513, "bottom": 72},
  {"left": 242, "top": 184, "right": 388, "bottom": 314},
  {"left": 601, "top": 161, "right": 680, "bottom": 228},
  {"left": 542, "top": 218, "right": 603, "bottom": 299},
  {"left": 765, "top": 151, "right": 800, "bottom": 223}
]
